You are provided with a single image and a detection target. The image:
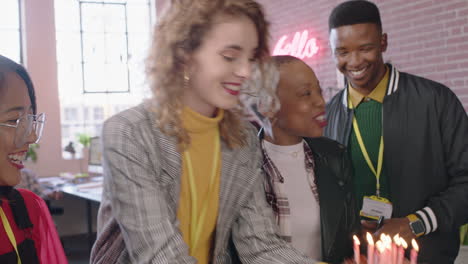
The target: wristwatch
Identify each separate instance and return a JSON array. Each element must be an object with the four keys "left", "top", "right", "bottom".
[{"left": 407, "top": 214, "right": 425, "bottom": 237}]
